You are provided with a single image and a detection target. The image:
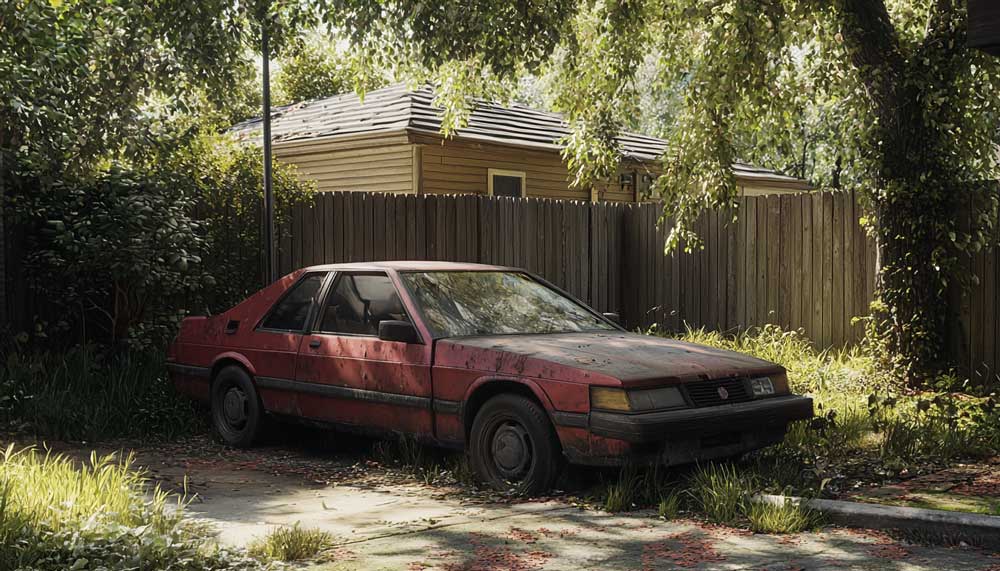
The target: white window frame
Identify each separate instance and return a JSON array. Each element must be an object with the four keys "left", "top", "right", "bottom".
[{"left": 487, "top": 168, "right": 527, "bottom": 197}]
